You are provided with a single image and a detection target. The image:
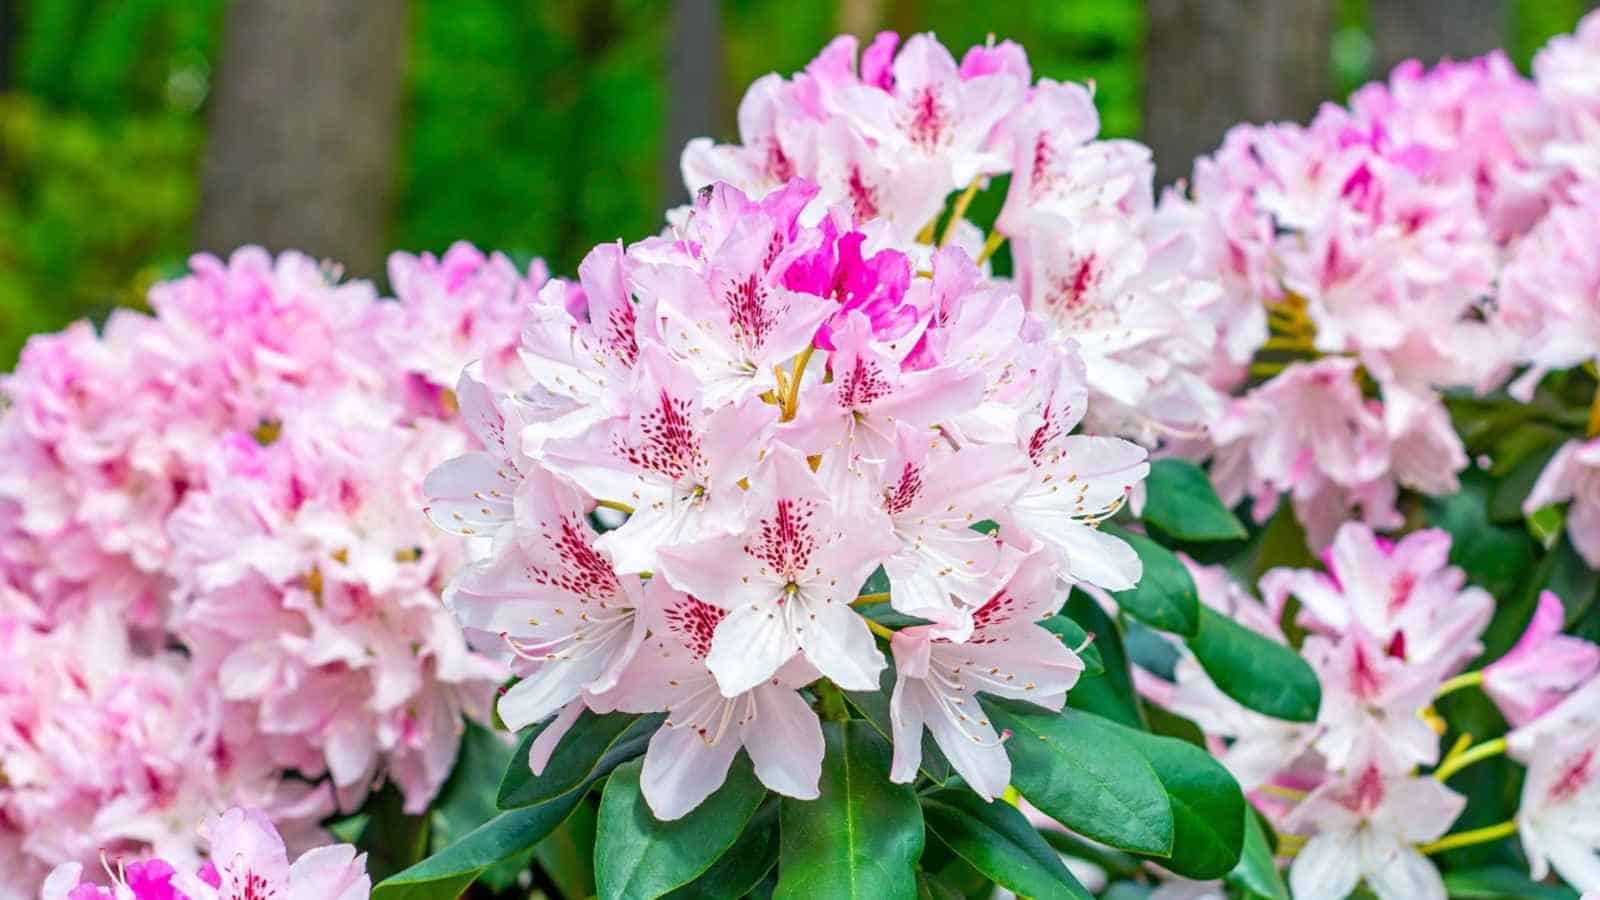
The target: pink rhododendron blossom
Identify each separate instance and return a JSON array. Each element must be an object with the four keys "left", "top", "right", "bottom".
[
  {"left": 888, "top": 553, "right": 1084, "bottom": 799},
  {"left": 1499, "top": 186, "right": 1600, "bottom": 399},
  {"left": 1508, "top": 676, "right": 1600, "bottom": 890},
  {"left": 1484, "top": 591, "right": 1600, "bottom": 727},
  {"left": 1535, "top": 11, "right": 1600, "bottom": 186},
  {"left": 1525, "top": 437, "right": 1600, "bottom": 567},
  {"left": 1284, "top": 752, "right": 1464, "bottom": 900},
  {"left": 425, "top": 179, "right": 1147, "bottom": 819},
  {"left": 41, "top": 807, "right": 369, "bottom": 900},
  {"left": 1261, "top": 523, "right": 1492, "bottom": 668}
]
